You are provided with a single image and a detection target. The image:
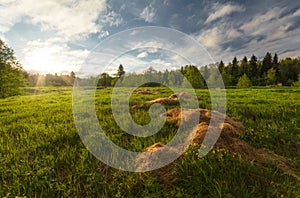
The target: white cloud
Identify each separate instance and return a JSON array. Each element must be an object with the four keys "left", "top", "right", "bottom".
[
  {"left": 148, "top": 47, "right": 158, "bottom": 53},
  {"left": 292, "top": 8, "right": 300, "bottom": 17},
  {"left": 137, "top": 51, "right": 148, "bottom": 58},
  {"left": 227, "top": 28, "right": 242, "bottom": 38},
  {"left": 136, "top": 48, "right": 158, "bottom": 58},
  {"left": 205, "top": 3, "right": 245, "bottom": 24},
  {"left": 98, "top": 30, "right": 110, "bottom": 39},
  {"left": 197, "top": 27, "right": 224, "bottom": 49},
  {"left": 240, "top": 6, "right": 300, "bottom": 42},
  {"left": 133, "top": 41, "right": 165, "bottom": 50},
  {"left": 197, "top": 5, "right": 300, "bottom": 63},
  {"left": 151, "top": 59, "right": 172, "bottom": 67},
  {"left": 100, "top": 11, "right": 123, "bottom": 27},
  {"left": 140, "top": 5, "right": 156, "bottom": 23},
  {"left": 0, "top": 0, "right": 108, "bottom": 39},
  {"left": 241, "top": 7, "right": 283, "bottom": 34}
]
